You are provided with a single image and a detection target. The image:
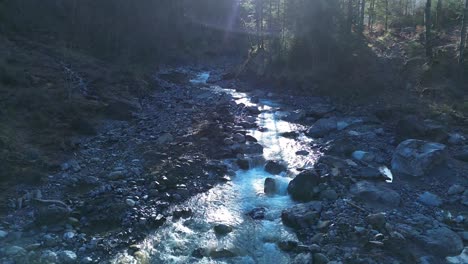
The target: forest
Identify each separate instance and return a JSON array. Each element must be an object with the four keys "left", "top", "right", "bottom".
[{"left": 0, "top": 0, "right": 467, "bottom": 263}]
